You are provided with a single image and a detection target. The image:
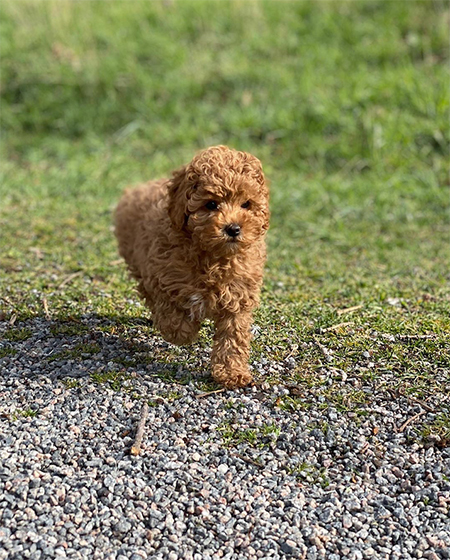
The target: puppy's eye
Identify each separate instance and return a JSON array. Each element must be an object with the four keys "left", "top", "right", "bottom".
[
  {"left": 241, "top": 201, "right": 251, "bottom": 209},
  {"left": 205, "top": 201, "right": 218, "bottom": 211}
]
